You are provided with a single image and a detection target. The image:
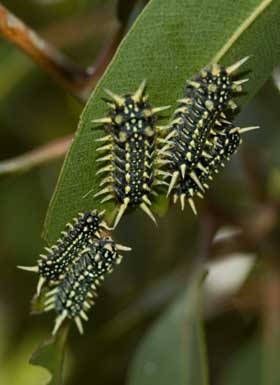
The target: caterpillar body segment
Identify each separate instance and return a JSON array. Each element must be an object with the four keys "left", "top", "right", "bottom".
[
  {"left": 18, "top": 210, "right": 109, "bottom": 295},
  {"left": 166, "top": 58, "right": 253, "bottom": 205},
  {"left": 44, "top": 237, "right": 130, "bottom": 335},
  {"left": 172, "top": 122, "right": 258, "bottom": 213},
  {"left": 92, "top": 81, "right": 171, "bottom": 228}
]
